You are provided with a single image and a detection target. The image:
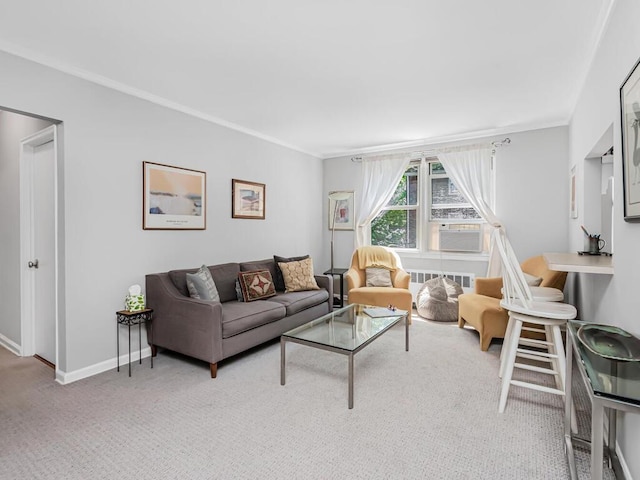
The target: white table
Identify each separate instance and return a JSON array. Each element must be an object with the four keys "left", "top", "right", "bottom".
[{"left": 543, "top": 252, "right": 613, "bottom": 275}]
